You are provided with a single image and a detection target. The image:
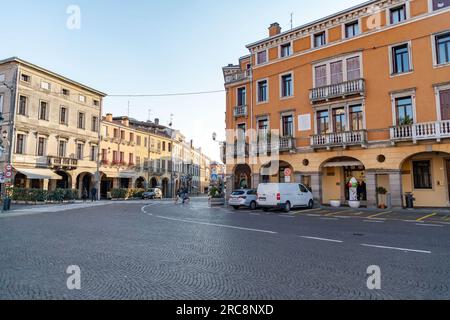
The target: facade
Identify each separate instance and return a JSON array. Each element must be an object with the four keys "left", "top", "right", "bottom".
[
  {"left": 0, "top": 57, "right": 106, "bottom": 197},
  {"left": 100, "top": 114, "right": 174, "bottom": 198},
  {"left": 223, "top": 0, "right": 450, "bottom": 208}
]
